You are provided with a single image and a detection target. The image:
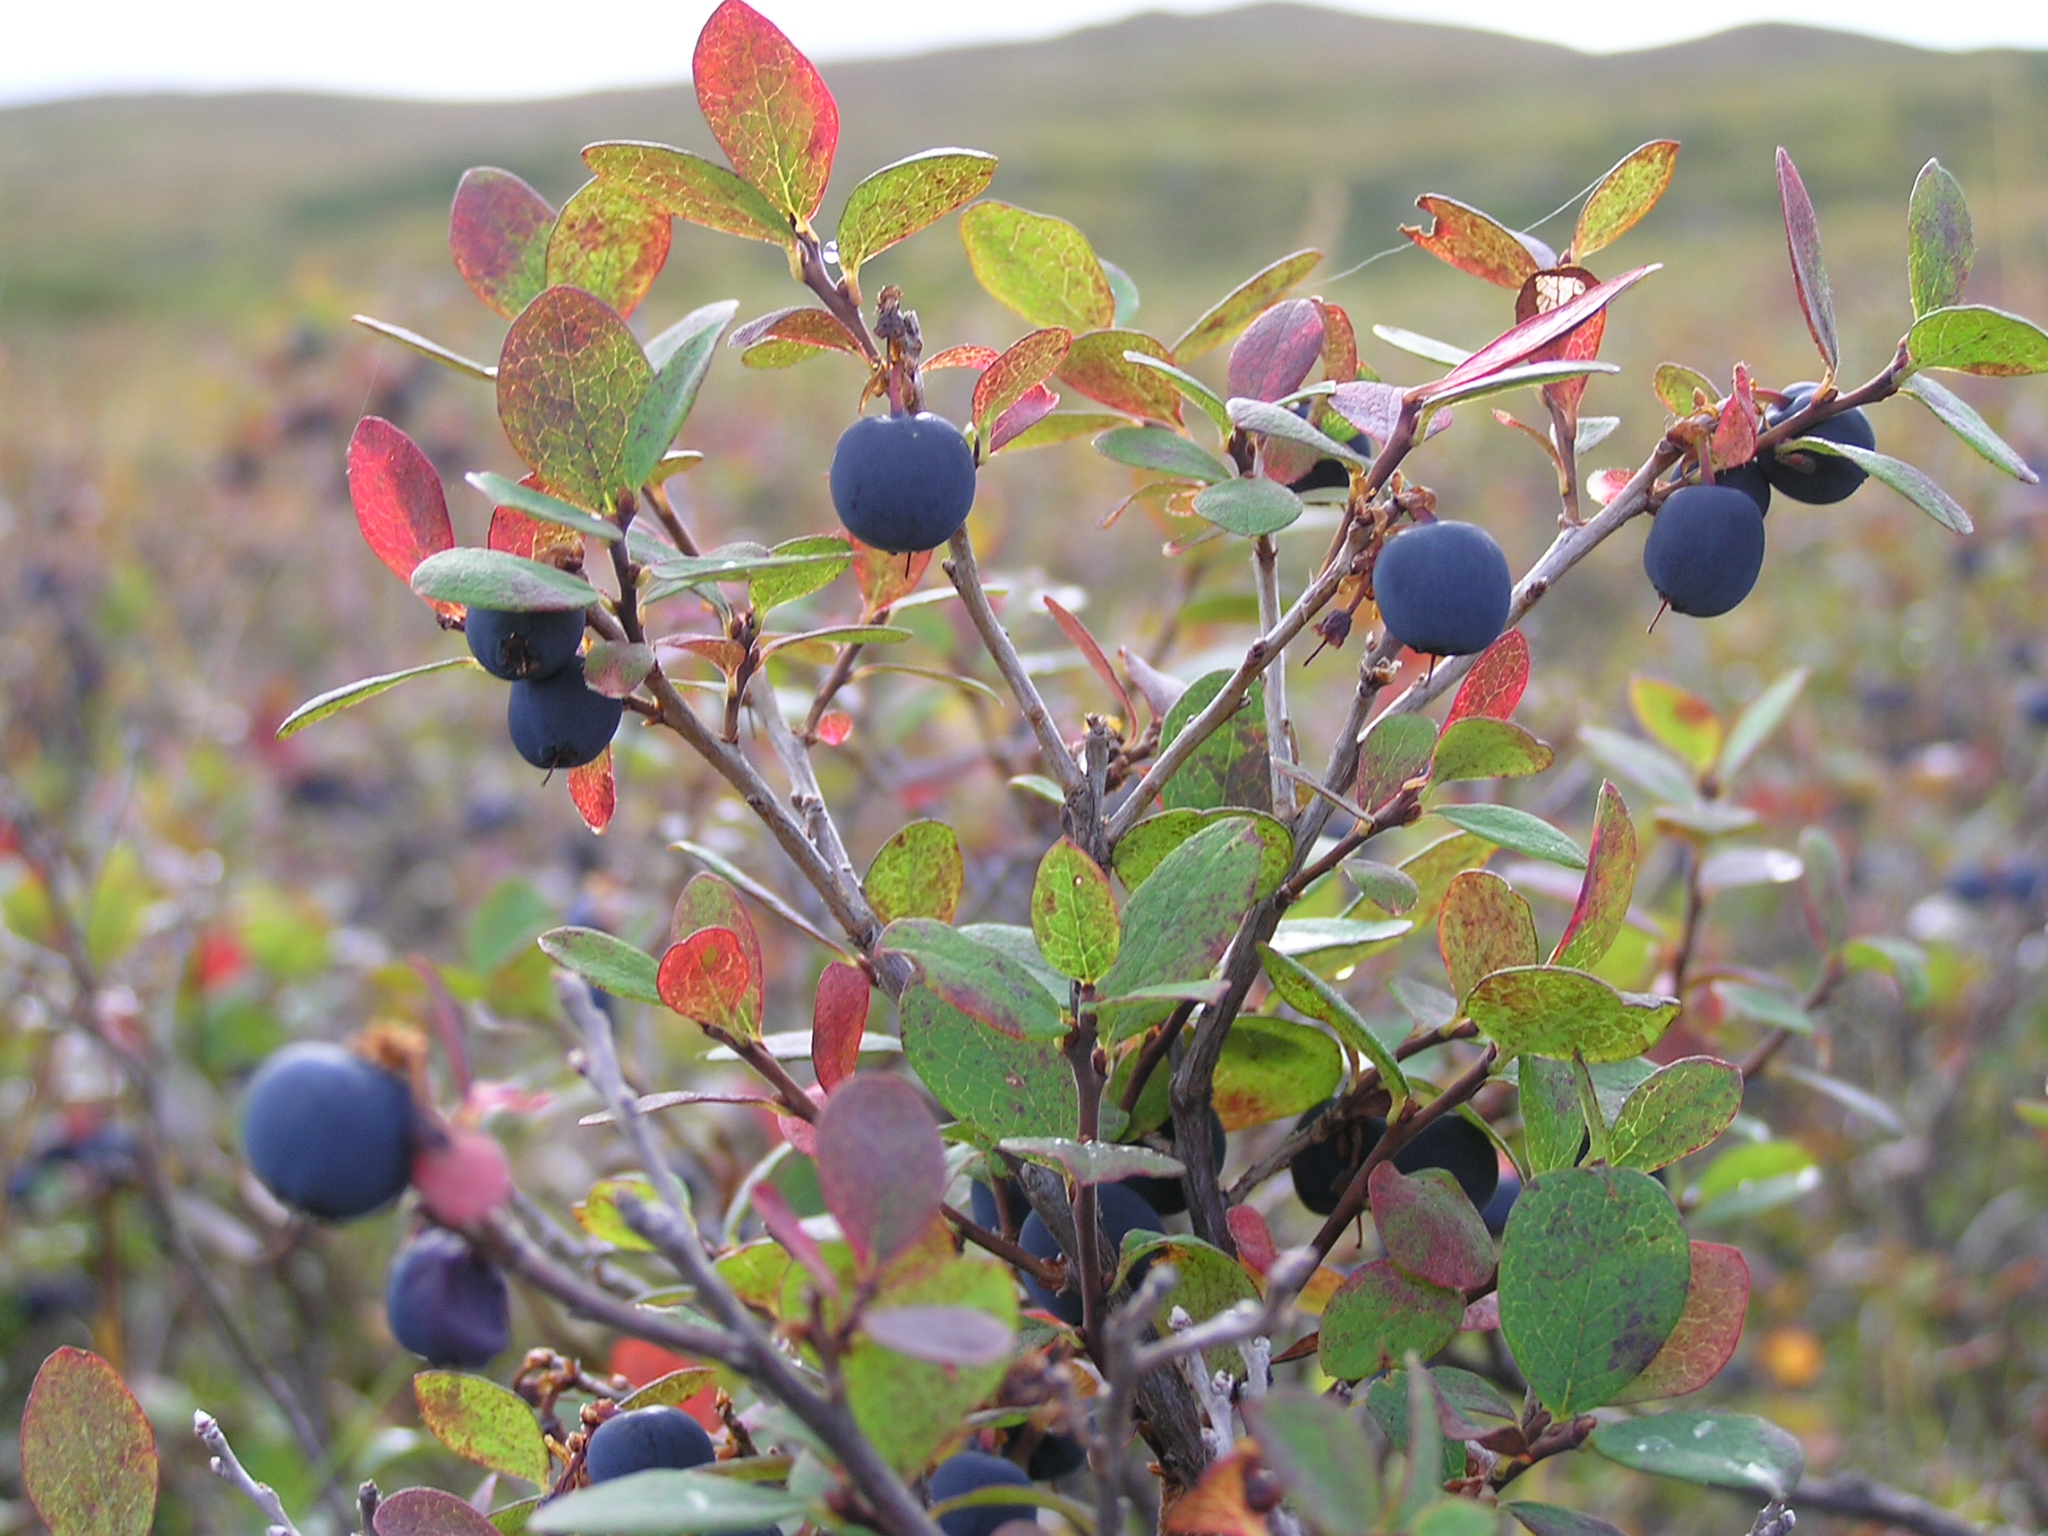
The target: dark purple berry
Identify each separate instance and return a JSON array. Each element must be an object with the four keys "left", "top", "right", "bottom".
[
  {"left": 1017, "top": 1183, "right": 1162, "bottom": 1324},
  {"left": 1643, "top": 484, "right": 1766, "bottom": 618},
  {"left": 240, "top": 1042, "right": 413, "bottom": 1221},
  {"left": 1372, "top": 520, "right": 1512, "bottom": 657},
  {"left": 584, "top": 1405, "right": 716, "bottom": 1482},
  {"left": 1716, "top": 458, "right": 1773, "bottom": 518},
  {"left": 1288, "top": 1105, "right": 1384, "bottom": 1217},
  {"left": 386, "top": 1229, "right": 511, "bottom": 1368},
  {"left": 465, "top": 605, "right": 585, "bottom": 682},
  {"left": 929, "top": 1451, "right": 1033, "bottom": 1536},
  {"left": 829, "top": 412, "right": 977, "bottom": 553},
  {"left": 1480, "top": 1169, "right": 1521, "bottom": 1236},
  {"left": 1024, "top": 1429, "right": 1088, "bottom": 1481},
  {"left": 1764, "top": 383, "right": 1875, "bottom": 504},
  {"left": 507, "top": 660, "right": 622, "bottom": 770},
  {"left": 1397, "top": 1114, "right": 1499, "bottom": 1210}
]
